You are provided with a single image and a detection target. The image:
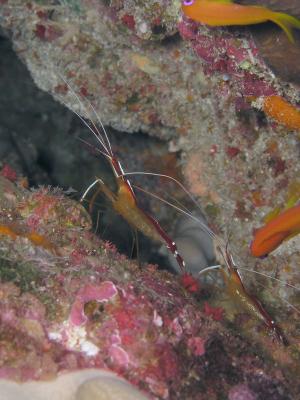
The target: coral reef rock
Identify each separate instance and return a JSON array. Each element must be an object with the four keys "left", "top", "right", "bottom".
[{"left": 0, "top": 173, "right": 299, "bottom": 399}]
